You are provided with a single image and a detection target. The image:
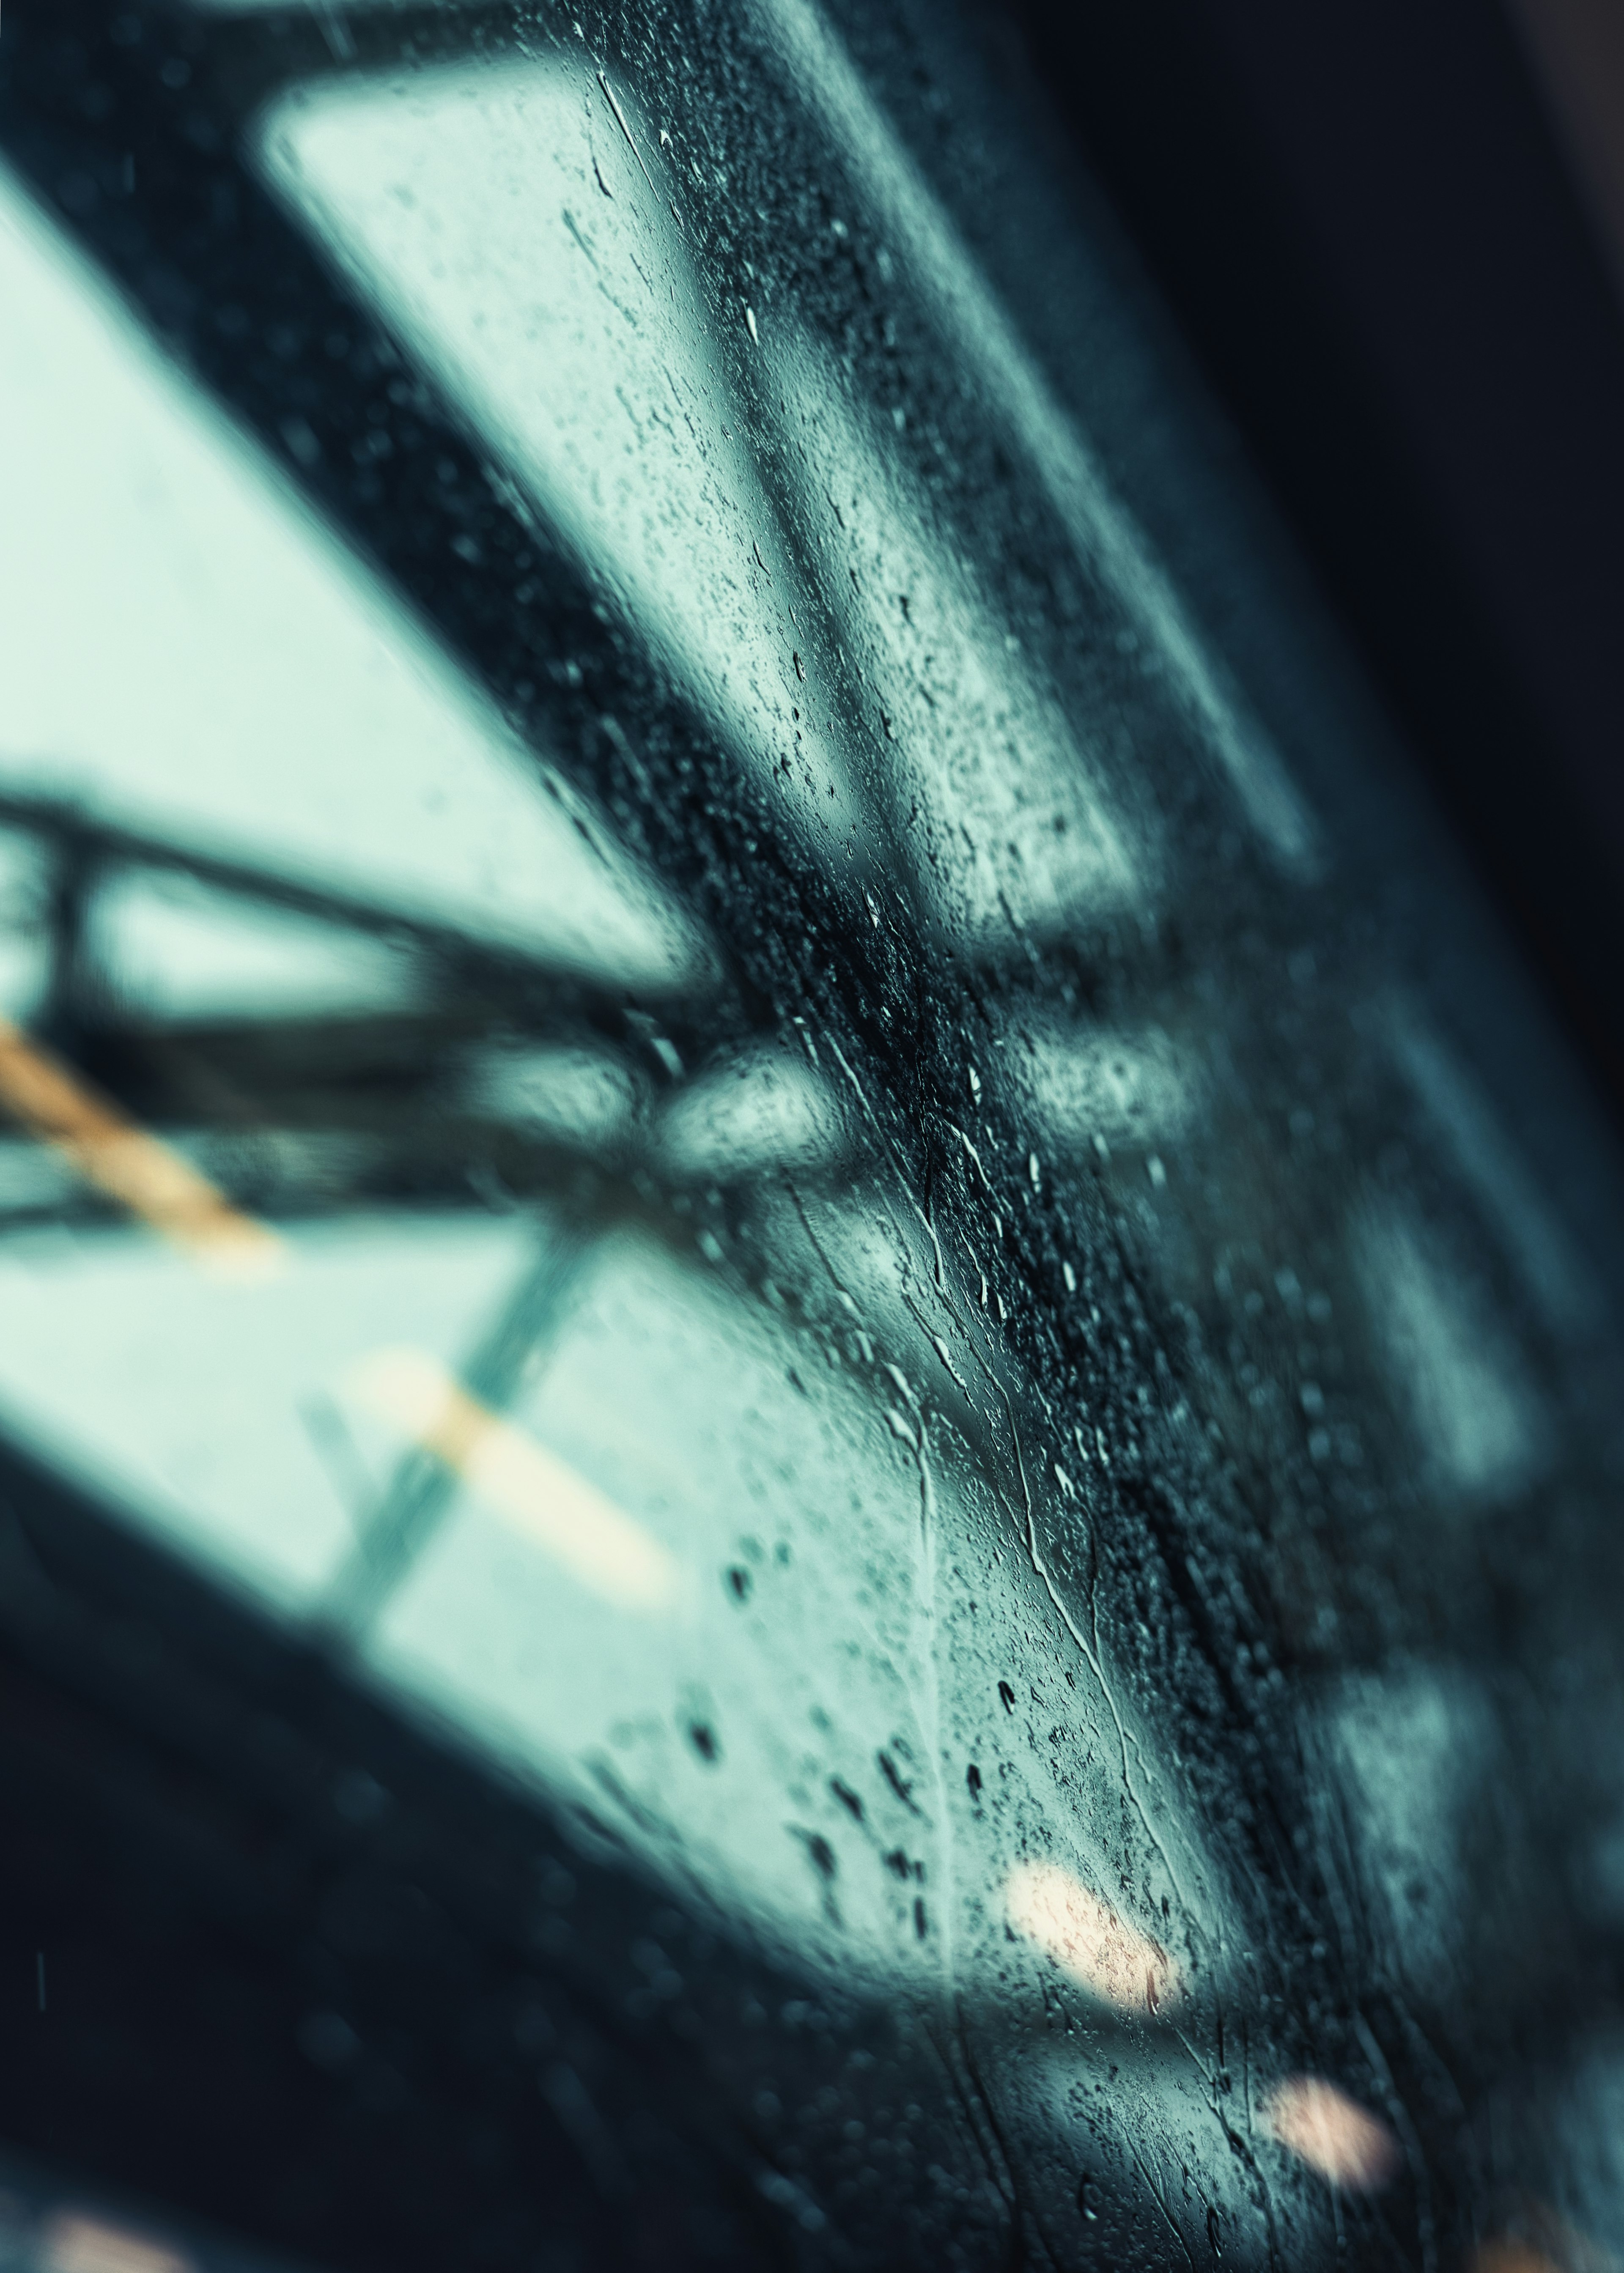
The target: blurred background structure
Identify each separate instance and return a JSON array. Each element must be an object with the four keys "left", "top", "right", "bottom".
[{"left": 3, "top": 2, "right": 1624, "bottom": 2269}]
